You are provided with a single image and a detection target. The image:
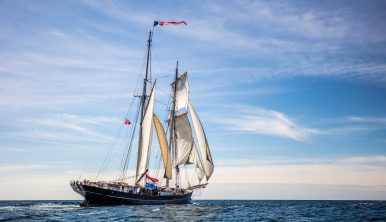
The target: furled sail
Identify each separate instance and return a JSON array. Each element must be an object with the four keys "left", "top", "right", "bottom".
[
  {"left": 136, "top": 85, "right": 156, "bottom": 184},
  {"left": 153, "top": 114, "right": 172, "bottom": 179},
  {"left": 173, "top": 72, "right": 189, "bottom": 111},
  {"left": 174, "top": 112, "right": 194, "bottom": 166},
  {"left": 187, "top": 101, "right": 214, "bottom": 180}
]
